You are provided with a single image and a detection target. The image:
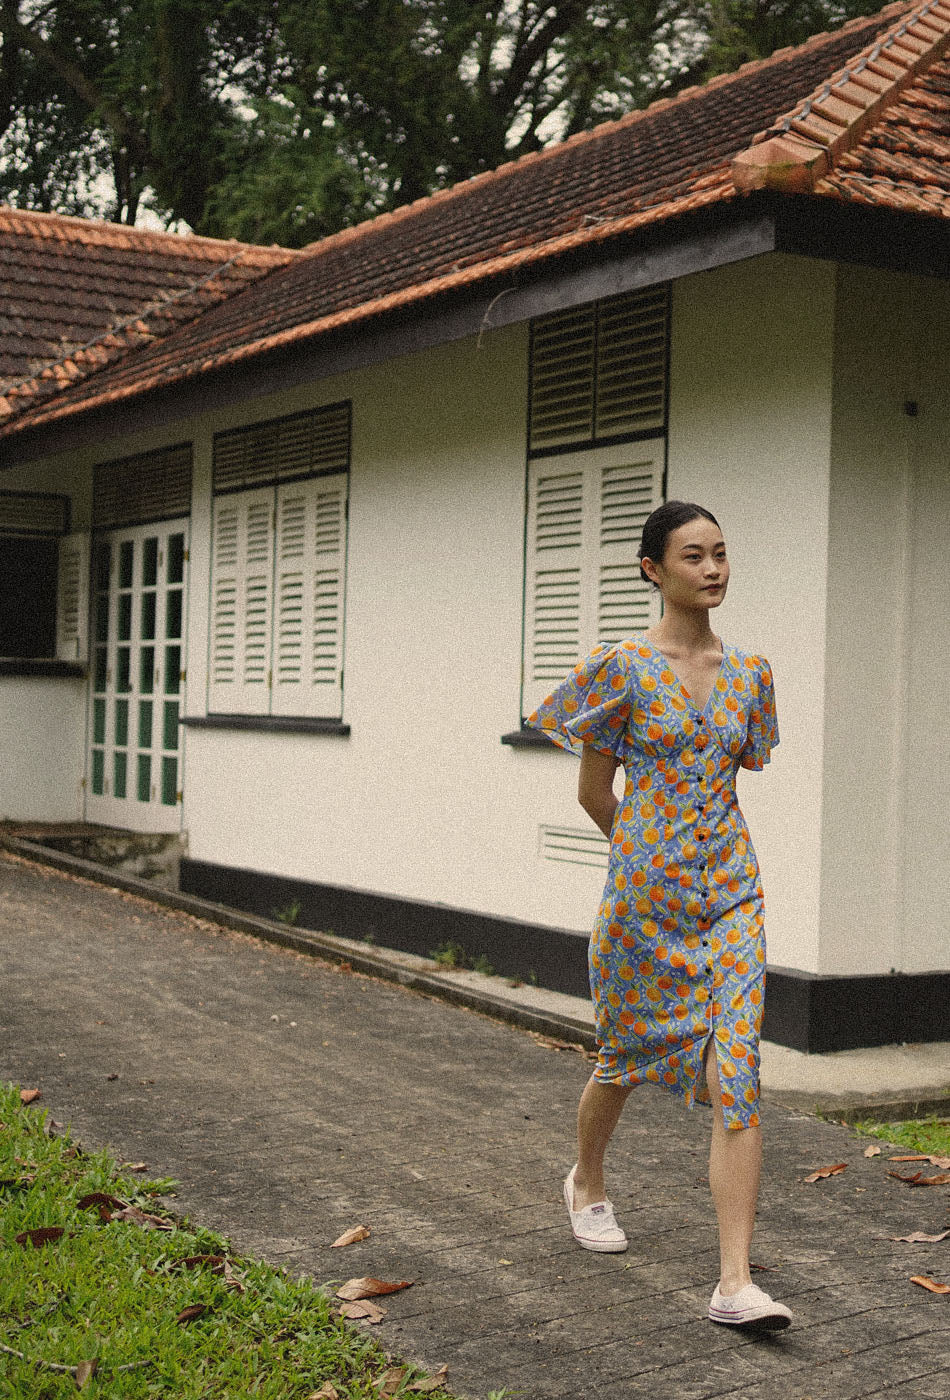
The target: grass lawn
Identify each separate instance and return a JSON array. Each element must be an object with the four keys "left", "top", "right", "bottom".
[
  {"left": 853, "top": 1115, "right": 950, "bottom": 1158},
  {"left": 0, "top": 1084, "right": 482, "bottom": 1399}
]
